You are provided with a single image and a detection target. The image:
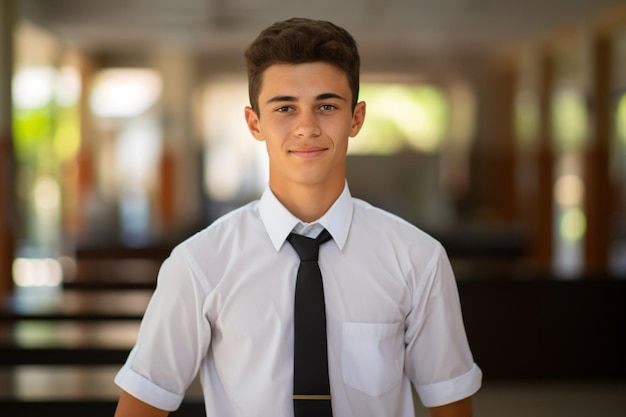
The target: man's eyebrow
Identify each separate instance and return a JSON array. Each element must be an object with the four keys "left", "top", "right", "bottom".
[
  {"left": 317, "top": 93, "right": 347, "bottom": 101},
  {"left": 266, "top": 95, "right": 297, "bottom": 105}
]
